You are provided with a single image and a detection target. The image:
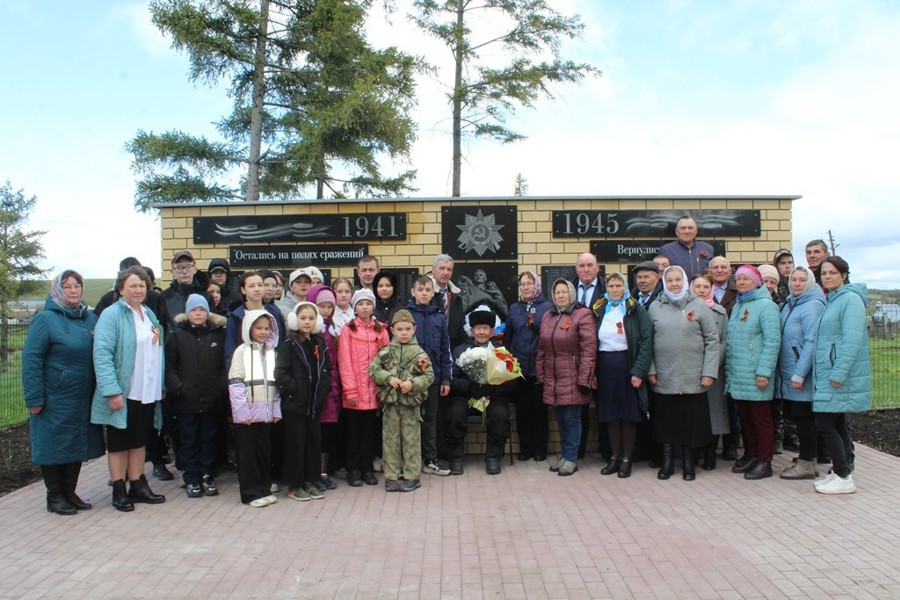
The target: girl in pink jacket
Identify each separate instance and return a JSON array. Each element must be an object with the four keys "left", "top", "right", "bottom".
[{"left": 338, "top": 289, "right": 389, "bottom": 487}]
